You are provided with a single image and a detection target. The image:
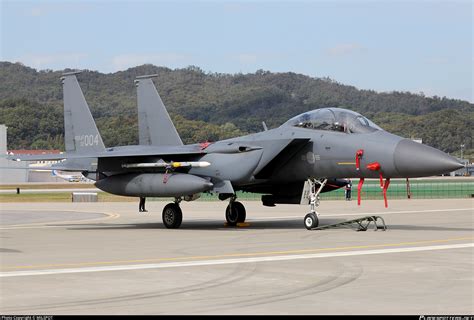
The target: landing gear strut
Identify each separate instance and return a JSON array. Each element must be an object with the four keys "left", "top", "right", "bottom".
[
  {"left": 225, "top": 196, "right": 246, "bottom": 226},
  {"left": 303, "top": 178, "right": 327, "bottom": 230},
  {"left": 162, "top": 198, "right": 183, "bottom": 229}
]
